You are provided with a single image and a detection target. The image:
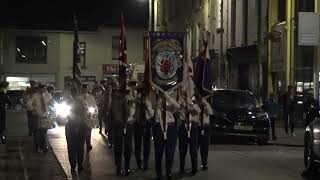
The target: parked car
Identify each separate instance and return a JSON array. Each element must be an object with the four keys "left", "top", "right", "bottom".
[
  {"left": 6, "top": 90, "right": 24, "bottom": 111},
  {"left": 304, "top": 109, "right": 320, "bottom": 172},
  {"left": 210, "top": 89, "right": 270, "bottom": 145},
  {"left": 51, "top": 91, "right": 70, "bottom": 125}
]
